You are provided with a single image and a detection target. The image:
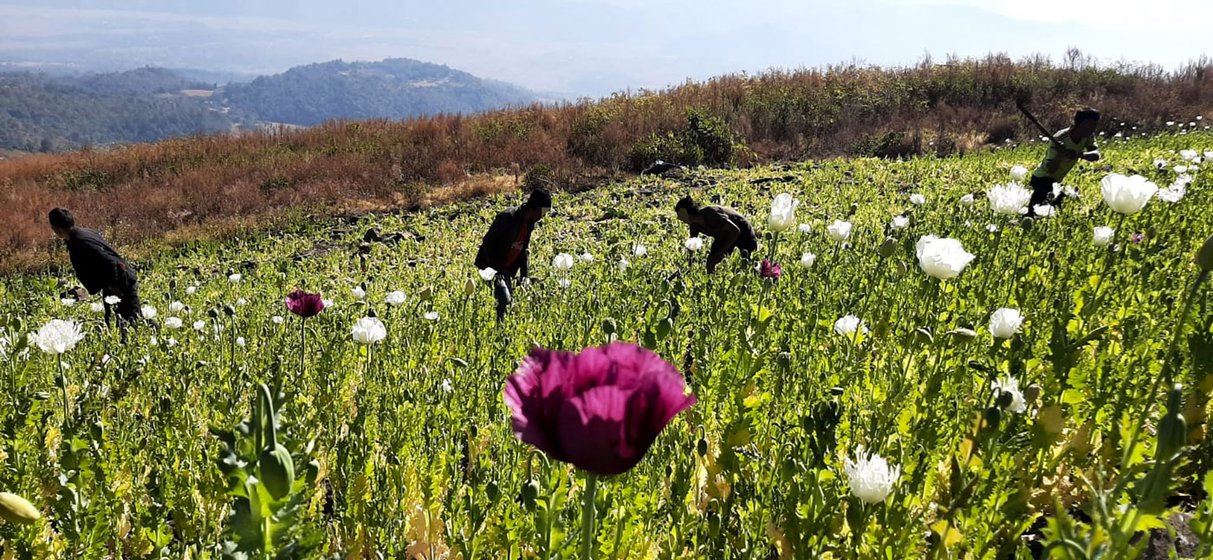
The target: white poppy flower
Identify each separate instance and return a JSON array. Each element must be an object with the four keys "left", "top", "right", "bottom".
[
  {"left": 30, "top": 319, "right": 85, "bottom": 355},
  {"left": 386, "top": 291, "right": 407, "bottom": 306},
  {"left": 351, "top": 317, "right": 387, "bottom": 344},
  {"left": 1010, "top": 165, "right": 1029, "bottom": 182},
  {"left": 844, "top": 446, "right": 900, "bottom": 504},
  {"left": 989, "top": 308, "right": 1024, "bottom": 339},
  {"left": 991, "top": 376, "right": 1027, "bottom": 414},
  {"left": 1100, "top": 173, "right": 1158, "bottom": 215},
  {"left": 768, "top": 193, "right": 799, "bottom": 232},
  {"left": 552, "top": 253, "right": 576, "bottom": 271},
  {"left": 915, "top": 236, "right": 975, "bottom": 280},
  {"left": 827, "top": 220, "right": 853, "bottom": 242},
  {"left": 833, "top": 315, "right": 867, "bottom": 337}
]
